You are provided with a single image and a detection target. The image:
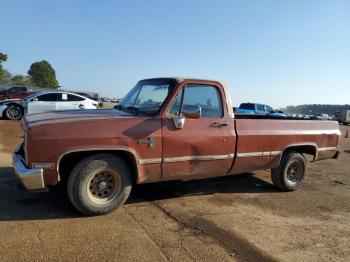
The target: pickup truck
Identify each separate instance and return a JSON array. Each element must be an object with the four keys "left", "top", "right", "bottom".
[{"left": 13, "top": 78, "right": 341, "bottom": 215}]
